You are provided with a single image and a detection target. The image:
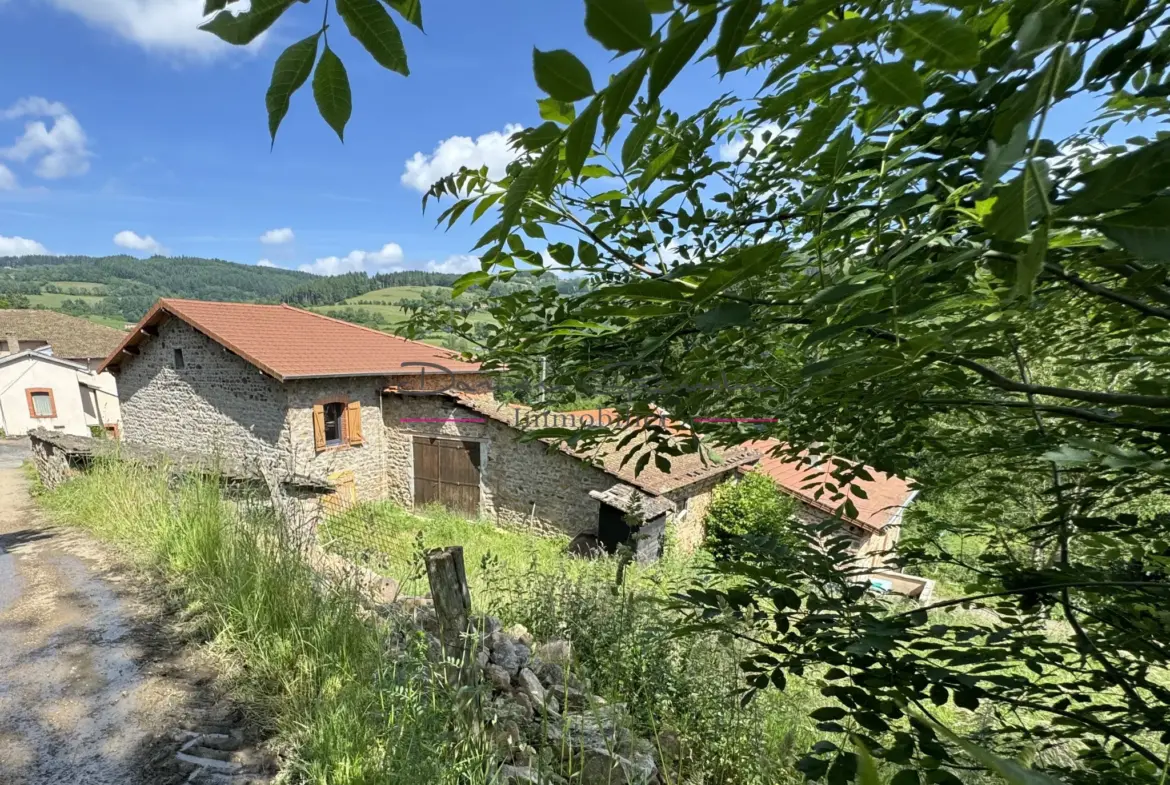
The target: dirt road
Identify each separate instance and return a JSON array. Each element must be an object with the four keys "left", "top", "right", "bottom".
[{"left": 0, "top": 446, "right": 215, "bottom": 784}]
